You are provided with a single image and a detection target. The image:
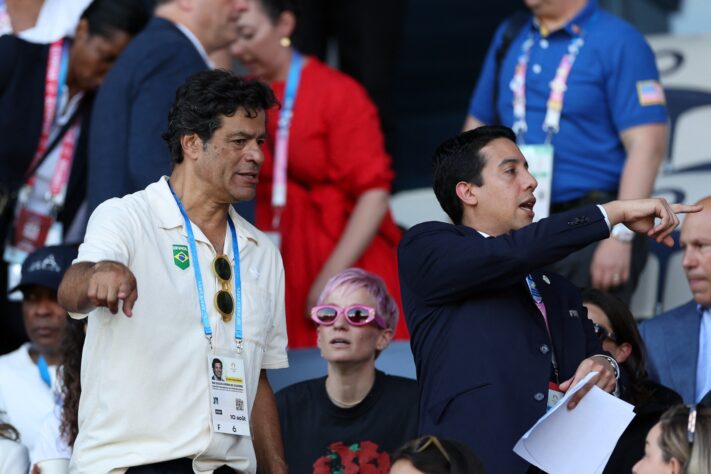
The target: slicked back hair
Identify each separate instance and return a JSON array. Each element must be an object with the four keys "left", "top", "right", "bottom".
[{"left": 432, "top": 125, "right": 516, "bottom": 224}]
